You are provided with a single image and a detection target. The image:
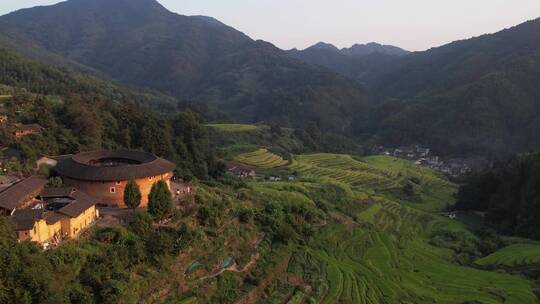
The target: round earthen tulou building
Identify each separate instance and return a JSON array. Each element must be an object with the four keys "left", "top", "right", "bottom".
[{"left": 55, "top": 150, "right": 176, "bottom": 208}]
